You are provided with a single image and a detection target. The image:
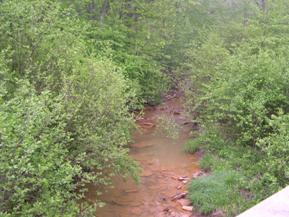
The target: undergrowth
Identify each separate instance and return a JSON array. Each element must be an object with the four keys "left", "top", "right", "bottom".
[
  {"left": 188, "top": 170, "right": 246, "bottom": 216},
  {"left": 185, "top": 1, "right": 289, "bottom": 216}
]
